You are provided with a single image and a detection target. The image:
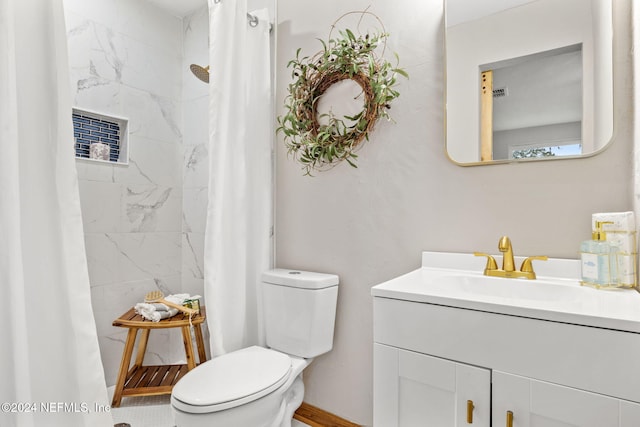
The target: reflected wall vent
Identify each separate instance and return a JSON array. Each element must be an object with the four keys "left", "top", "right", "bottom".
[{"left": 493, "top": 87, "right": 509, "bottom": 98}]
